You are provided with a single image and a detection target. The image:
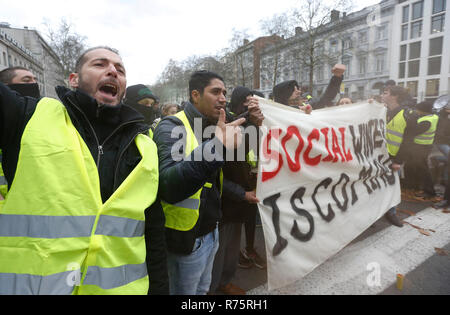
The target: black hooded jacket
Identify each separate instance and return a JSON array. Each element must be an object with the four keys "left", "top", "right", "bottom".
[
  {"left": 153, "top": 101, "right": 226, "bottom": 255},
  {"left": 273, "top": 76, "right": 343, "bottom": 109},
  {"left": 0, "top": 83, "right": 169, "bottom": 295}
]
